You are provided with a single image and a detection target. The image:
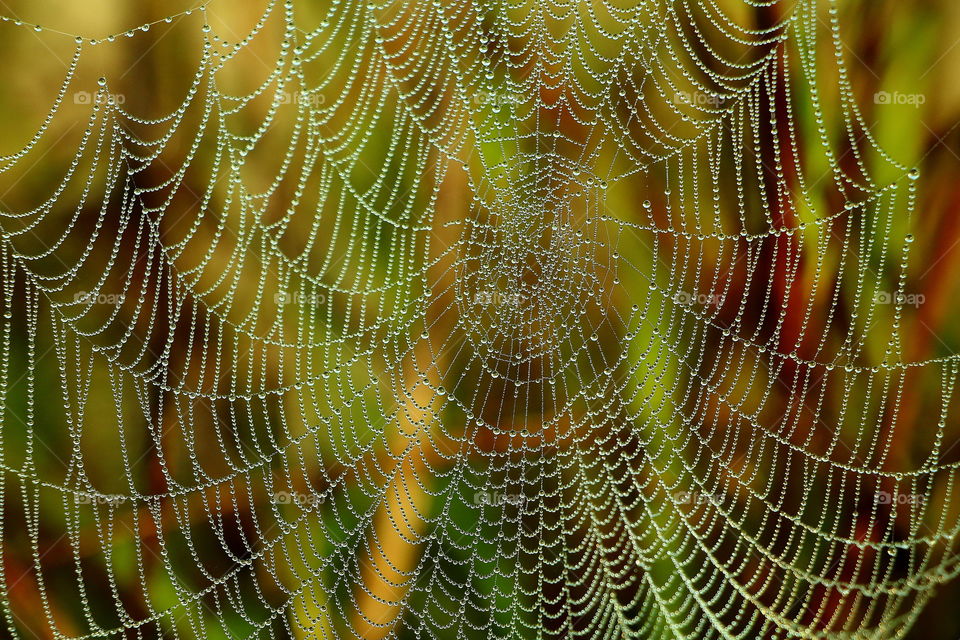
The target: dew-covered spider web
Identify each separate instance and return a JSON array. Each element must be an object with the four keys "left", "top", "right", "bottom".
[{"left": 0, "top": 0, "right": 958, "bottom": 638}]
